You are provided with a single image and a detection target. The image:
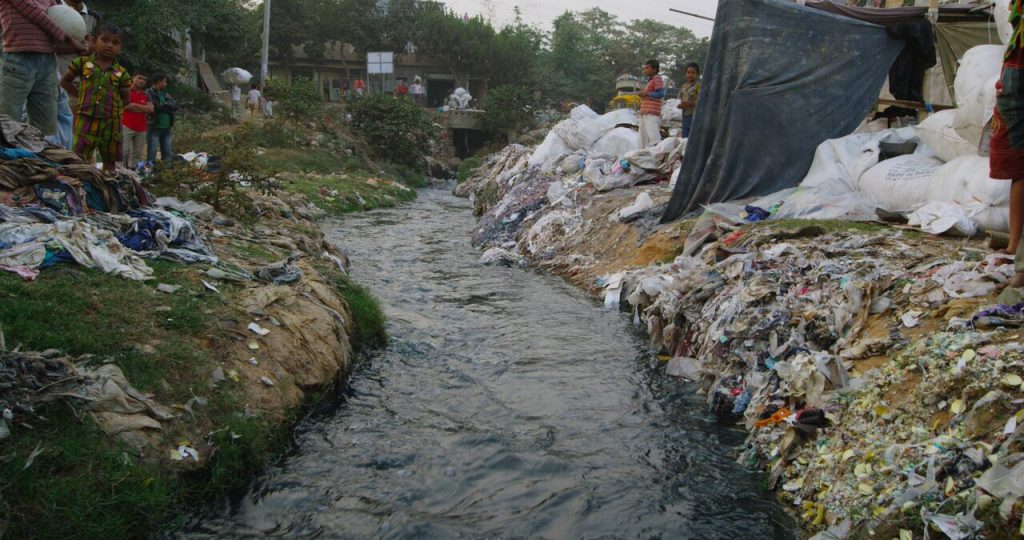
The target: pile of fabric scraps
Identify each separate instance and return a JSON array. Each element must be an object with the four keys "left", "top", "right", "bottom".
[{"left": 0, "top": 204, "right": 217, "bottom": 280}]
